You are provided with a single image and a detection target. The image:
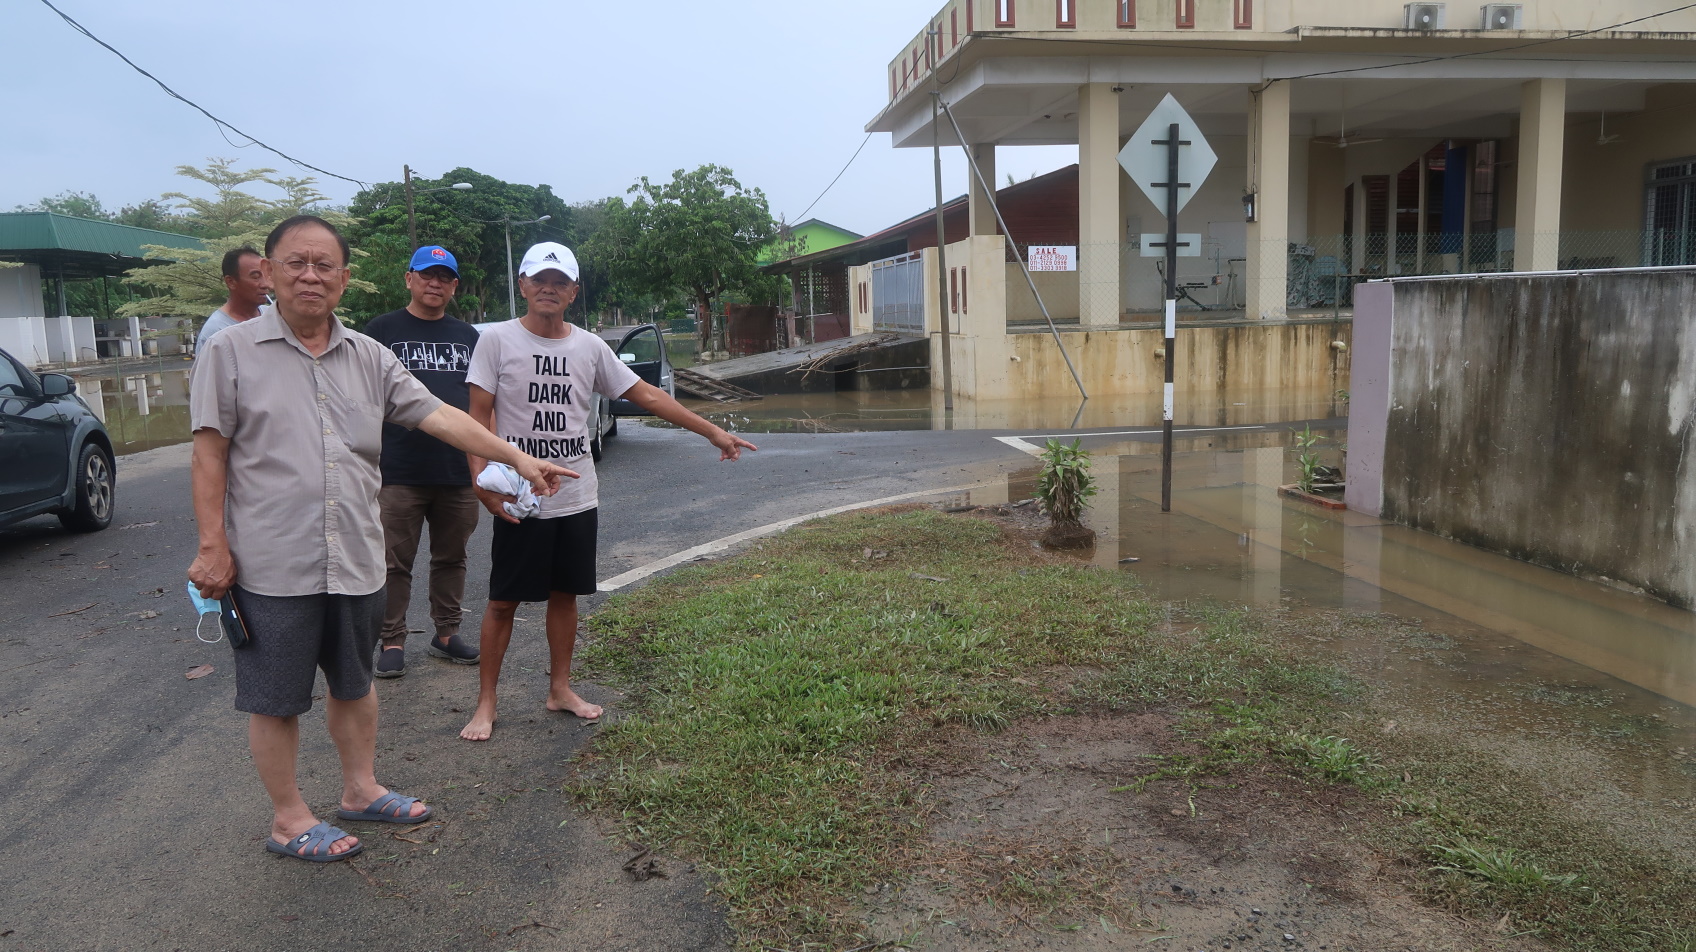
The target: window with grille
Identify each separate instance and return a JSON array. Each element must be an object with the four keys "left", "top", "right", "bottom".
[{"left": 1646, "top": 158, "right": 1696, "bottom": 266}]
